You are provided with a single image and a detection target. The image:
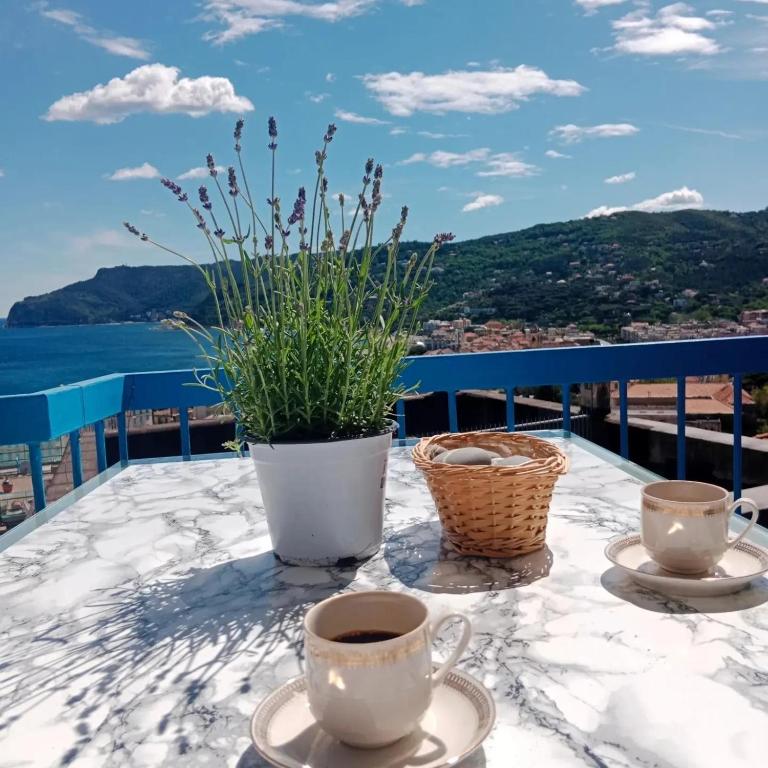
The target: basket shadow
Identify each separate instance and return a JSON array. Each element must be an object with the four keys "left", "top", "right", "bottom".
[
  {"left": 384, "top": 520, "right": 553, "bottom": 594},
  {"left": 600, "top": 566, "right": 768, "bottom": 614}
]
